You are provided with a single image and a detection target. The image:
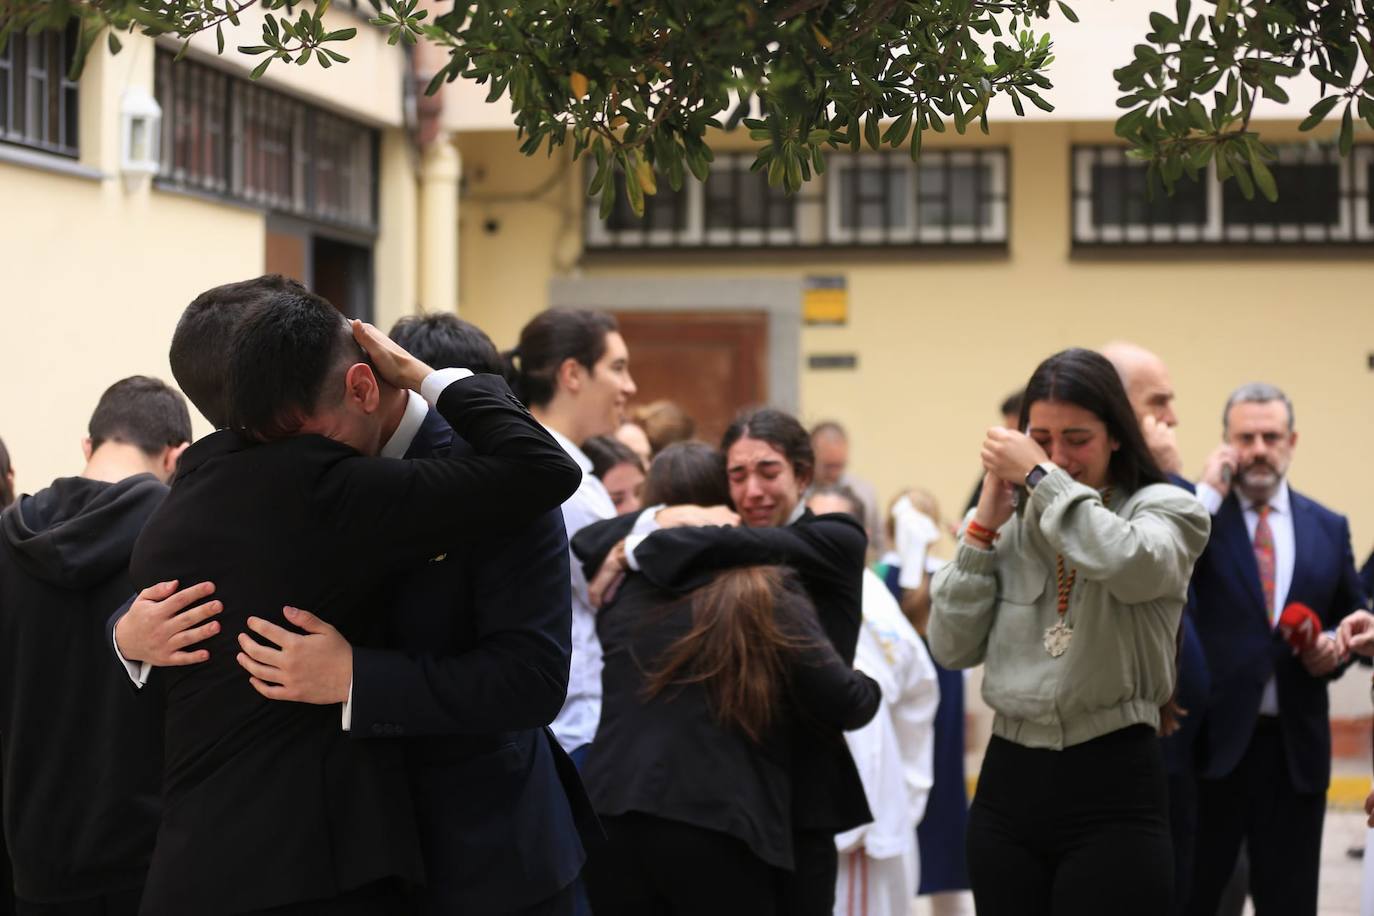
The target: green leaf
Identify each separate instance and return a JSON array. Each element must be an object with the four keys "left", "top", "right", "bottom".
[
  {"left": 1246, "top": 144, "right": 1277, "bottom": 202},
  {"left": 251, "top": 57, "right": 273, "bottom": 80},
  {"left": 216, "top": 24, "right": 224, "bottom": 55},
  {"left": 1215, "top": 0, "right": 1231, "bottom": 20},
  {"left": 1056, "top": 1, "right": 1079, "bottom": 23},
  {"left": 107, "top": 31, "right": 122, "bottom": 55},
  {"left": 1339, "top": 103, "right": 1354, "bottom": 156},
  {"left": 598, "top": 173, "right": 616, "bottom": 221},
  {"left": 1298, "top": 95, "right": 1340, "bottom": 131}
]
